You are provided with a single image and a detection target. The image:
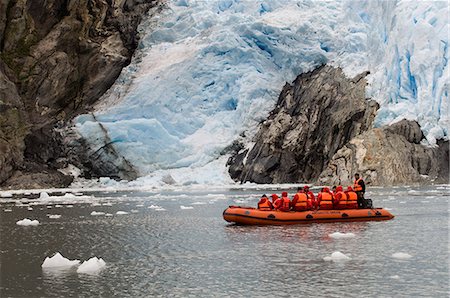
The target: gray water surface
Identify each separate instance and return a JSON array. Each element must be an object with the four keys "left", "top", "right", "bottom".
[{"left": 0, "top": 186, "right": 448, "bottom": 297}]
